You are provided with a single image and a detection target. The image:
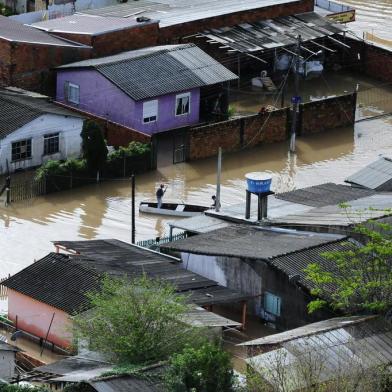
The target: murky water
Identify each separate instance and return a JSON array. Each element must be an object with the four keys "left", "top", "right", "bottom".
[
  {"left": 1, "top": 115, "right": 392, "bottom": 286},
  {"left": 337, "top": 0, "right": 392, "bottom": 40}
]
